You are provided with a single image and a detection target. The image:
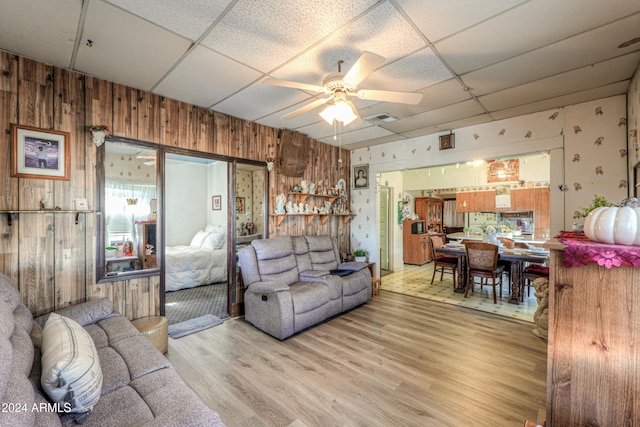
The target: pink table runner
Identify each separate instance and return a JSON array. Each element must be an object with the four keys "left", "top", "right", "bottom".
[{"left": 556, "top": 231, "right": 640, "bottom": 269}]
